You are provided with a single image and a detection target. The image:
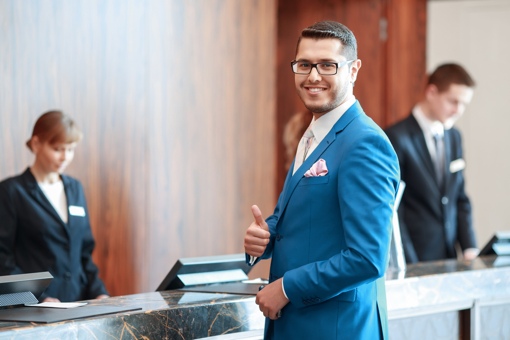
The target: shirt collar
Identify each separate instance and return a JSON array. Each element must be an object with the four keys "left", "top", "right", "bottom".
[{"left": 413, "top": 104, "right": 444, "bottom": 137}]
